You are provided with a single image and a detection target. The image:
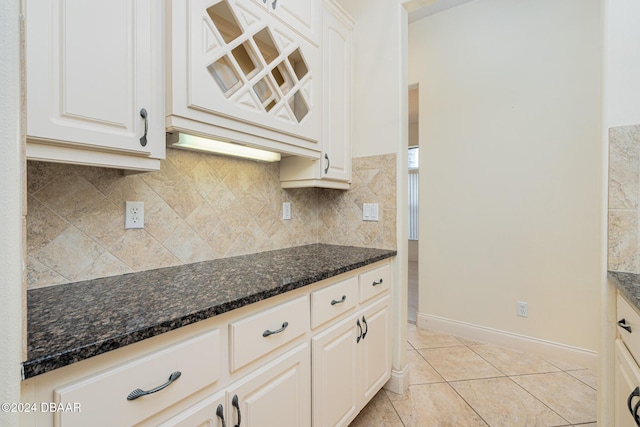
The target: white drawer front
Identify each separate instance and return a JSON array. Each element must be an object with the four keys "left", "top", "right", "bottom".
[
  {"left": 230, "top": 295, "right": 309, "bottom": 372},
  {"left": 359, "top": 263, "right": 391, "bottom": 303},
  {"left": 311, "top": 276, "right": 358, "bottom": 329},
  {"left": 54, "top": 330, "right": 221, "bottom": 427},
  {"left": 618, "top": 294, "right": 640, "bottom": 364}
]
